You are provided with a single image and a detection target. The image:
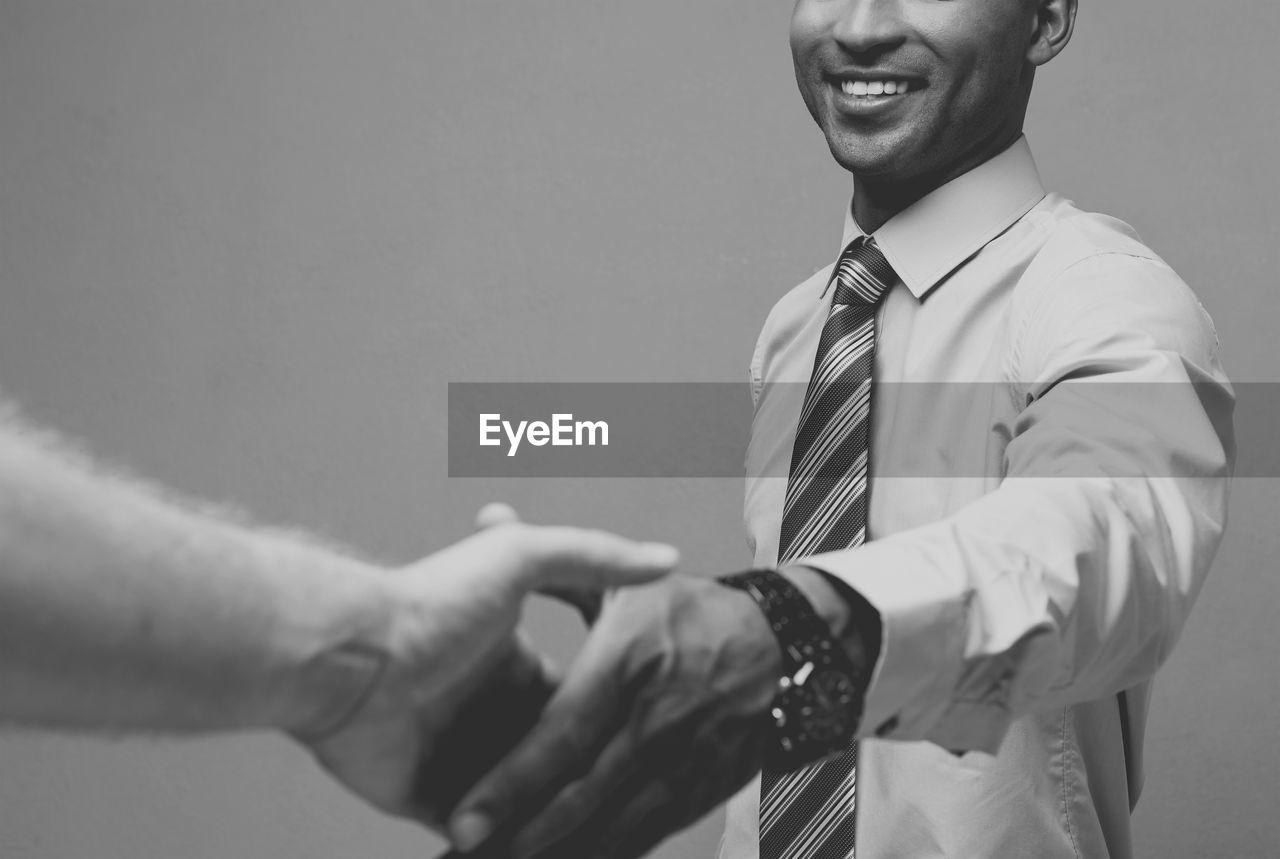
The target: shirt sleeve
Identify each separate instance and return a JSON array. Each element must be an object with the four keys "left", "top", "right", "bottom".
[{"left": 804, "top": 253, "right": 1234, "bottom": 753}]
